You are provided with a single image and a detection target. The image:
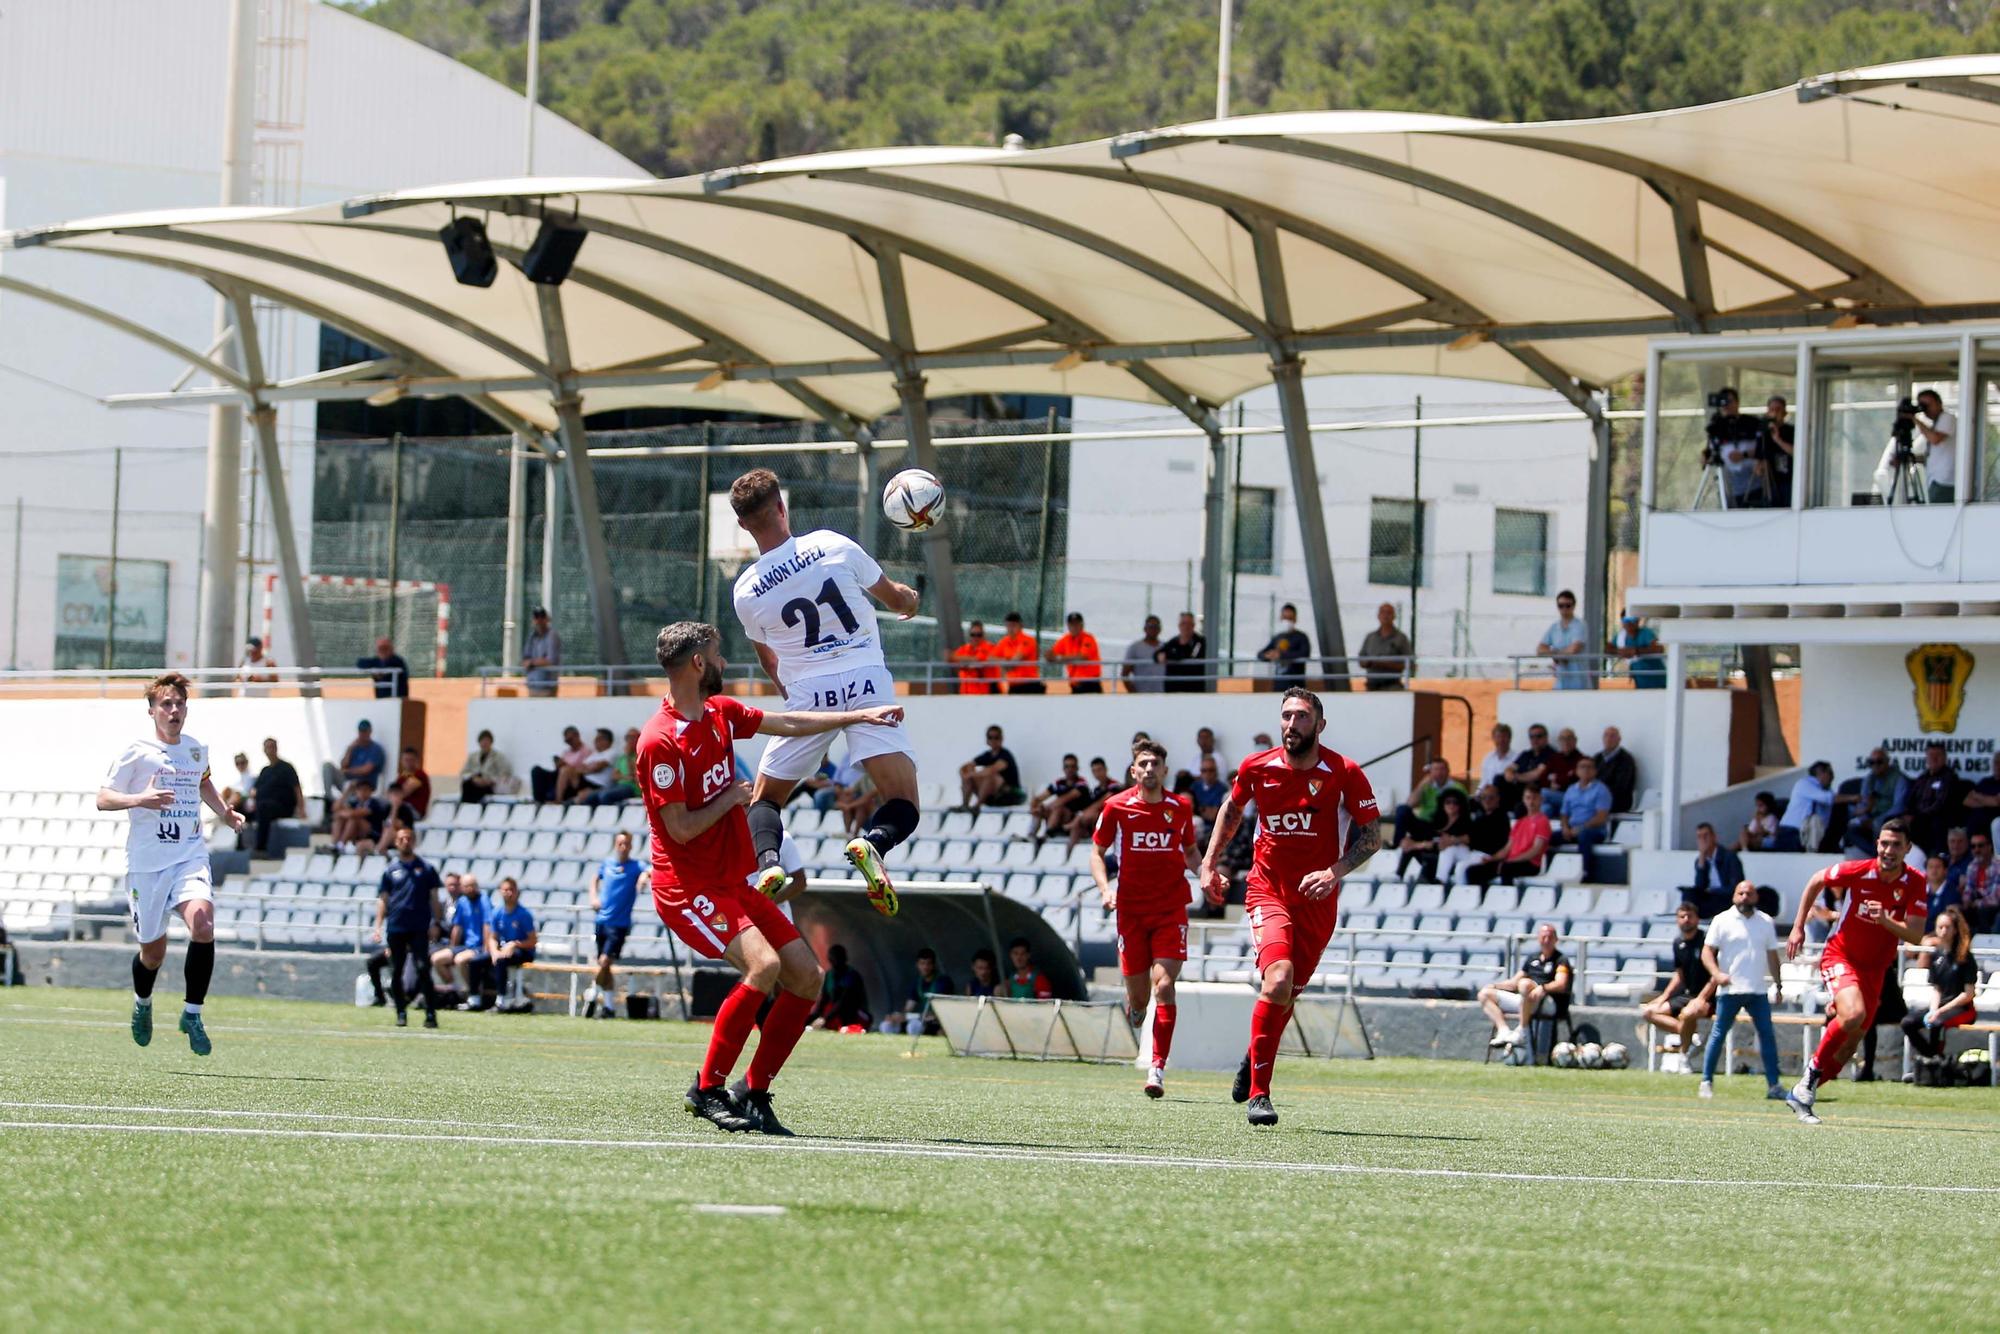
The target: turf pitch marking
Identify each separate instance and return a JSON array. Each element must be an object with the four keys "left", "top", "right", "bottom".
[{"left": 4, "top": 1110, "right": 1998, "bottom": 1197}]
